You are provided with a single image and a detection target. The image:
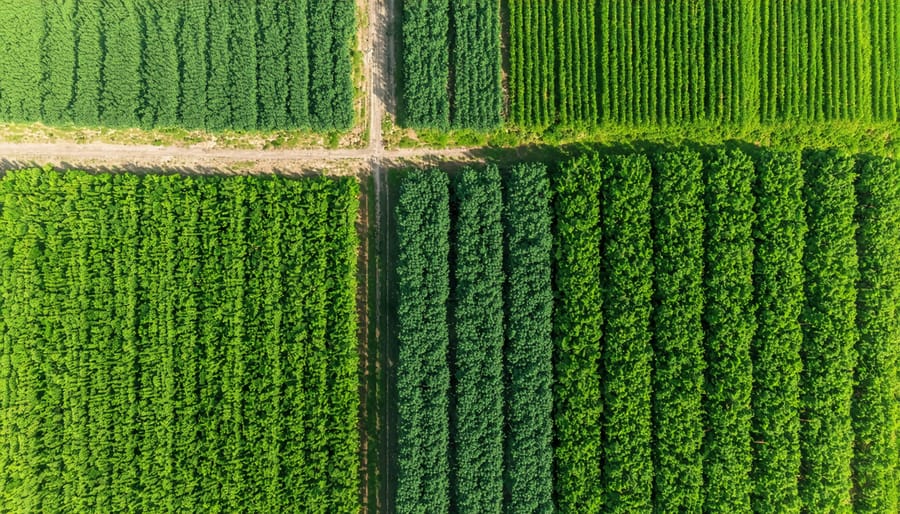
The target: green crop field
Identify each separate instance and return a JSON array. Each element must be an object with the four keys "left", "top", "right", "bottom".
[
  {"left": 400, "top": 0, "right": 900, "bottom": 133},
  {"left": 400, "top": 0, "right": 502, "bottom": 129},
  {"left": 393, "top": 149, "right": 900, "bottom": 513},
  {"left": 0, "top": 1, "right": 355, "bottom": 132},
  {"left": 0, "top": 169, "right": 360, "bottom": 512}
]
